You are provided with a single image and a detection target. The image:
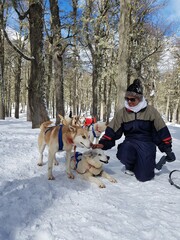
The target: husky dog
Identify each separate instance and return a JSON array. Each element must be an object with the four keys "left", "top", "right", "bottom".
[
  {"left": 38, "top": 121, "right": 91, "bottom": 180},
  {"left": 71, "top": 149, "right": 117, "bottom": 188}
]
